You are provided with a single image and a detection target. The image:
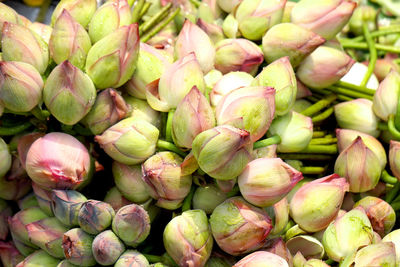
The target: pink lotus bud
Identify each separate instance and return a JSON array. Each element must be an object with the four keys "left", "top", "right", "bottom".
[
  {"left": 372, "top": 70, "right": 400, "bottom": 121},
  {"left": 233, "top": 251, "right": 288, "bottom": 267},
  {"left": 18, "top": 15, "right": 31, "bottom": 27},
  {"left": 210, "top": 71, "right": 253, "bottom": 107},
  {"left": 291, "top": 0, "right": 357, "bottom": 40},
  {"left": 214, "top": 38, "right": 264, "bottom": 75},
  {"left": 382, "top": 229, "right": 400, "bottom": 264},
  {"left": 146, "top": 52, "right": 205, "bottom": 112},
  {"left": 26, "top": 132, "right": 91, "bottom": 190},
  {"left": 28, "top": 22, "right": 52, "bottom": 44},
  {"left": 390, "top": 140, "right": 400, "bottom": 180},
  {"left": 175, "top": 20, "right": 215, "bottom": 73},
  {"left": 51, "top": 0, "right": 97, "bottom": 27},
  {"left": 335, "top": 137, "right": 383, "bottom": 193},
  {"left": 235, "top": 0, "right": 287, "bottom": 41},
  {"left": 296, "top": 79, "right": 312, "bottom": 99},
  {"left": 341, "top": 242, "right": 397, "bottom": 267},
  {"left": 262, "top": 238, "right": 292, "bottom": 265},
  {"left": 297, "top": 46, "right": 355, "bottom": 89},
  {"left": 239, "top": 158, "right": 303, "bottom": 207},
  {"left": 197, "top": 19, "right": 224, "bottom": 44},
  {"left": 17, "top": 133, "right": 45, "bottom": 170},
  {"left": 216, "top": 178, "right": 237, "bottom": 193},
  {"left": 1, "top": 22, "right": 49, "bottom": 74},
  {"left": 0, "top": 3, "right": 20, "bottom": 48},
  {"left": 172, "top": 86, "right": 215, "bottom": 149},
  {"left": 290, "top": 174, "right": 349, "bottom": 232},
  {"left": 217, "top": 0, "right": 242, "bottom": 13},
  {"left": 373, "top": 58, "right": 400, "bottom": 82},
  {"left": 0, "top": 241, "right": 25, "bottom": 267}
]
